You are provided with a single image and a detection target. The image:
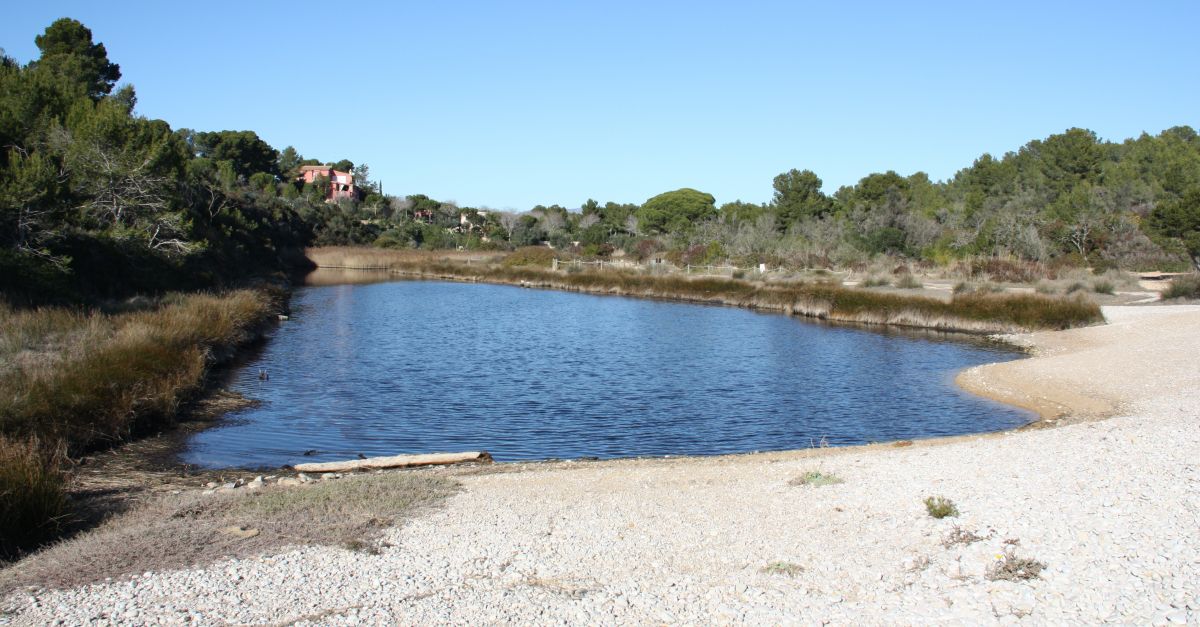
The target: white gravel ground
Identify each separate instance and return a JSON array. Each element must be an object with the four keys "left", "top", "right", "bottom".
[{"left": 4, "top": 306, "right": 1199, "bottom": 625}]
